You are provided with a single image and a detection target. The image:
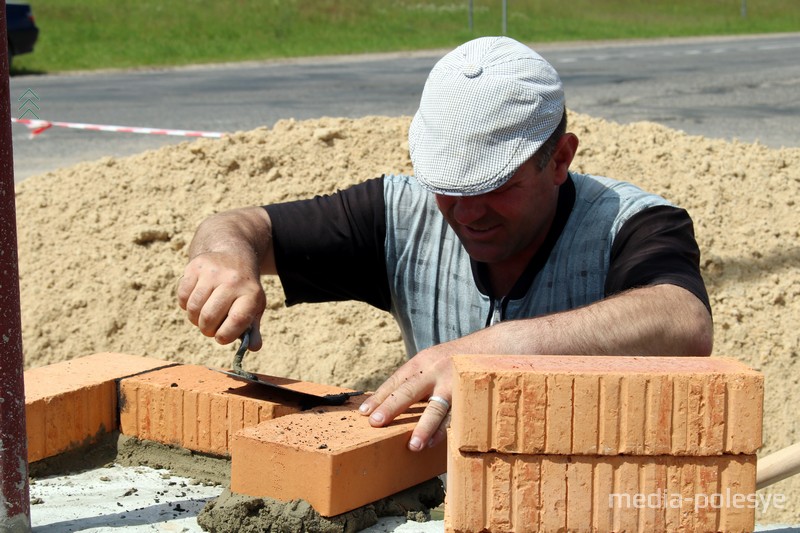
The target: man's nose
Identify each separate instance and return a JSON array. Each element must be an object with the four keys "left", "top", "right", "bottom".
[{"left": 452, "top": 197, "right": 487, "bottom": 226}]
